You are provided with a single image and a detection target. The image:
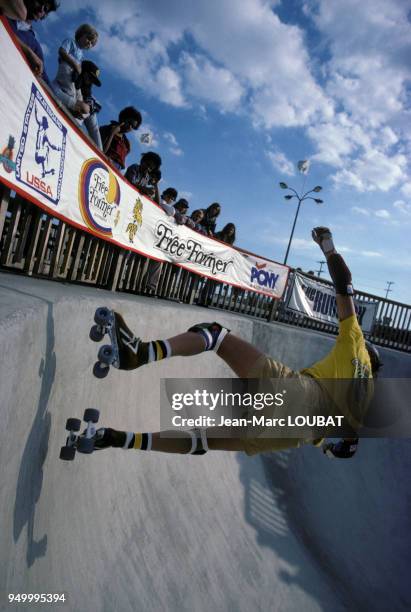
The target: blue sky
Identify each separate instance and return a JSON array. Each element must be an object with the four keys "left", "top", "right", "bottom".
[{"left": 34, "top": 0, "right": 411, "bottom": 304}]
